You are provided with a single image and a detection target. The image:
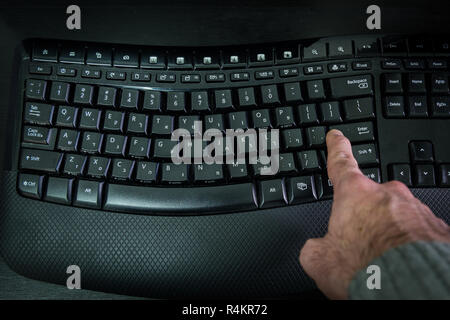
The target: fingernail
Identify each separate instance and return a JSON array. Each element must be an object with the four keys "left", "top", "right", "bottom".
[{"left": 329, "top": 129, "right": 343, "bottom": 136}]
